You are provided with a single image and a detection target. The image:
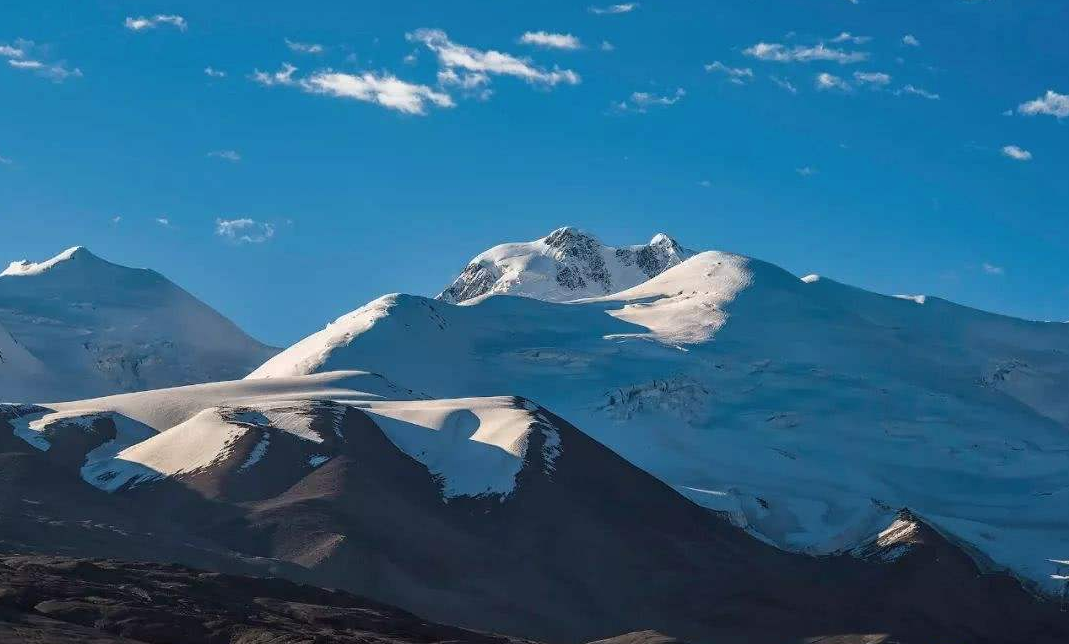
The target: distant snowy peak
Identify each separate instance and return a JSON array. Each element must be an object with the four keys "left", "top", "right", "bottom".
[
  {"left": 0, "top": 246, "right": 107, "bottom": 277},
  {"left": 0, "top": 246, "right": 278, "bottom": 401},
  {"left": 437, "top": 226, "right": 695, "bottom": 303}
]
